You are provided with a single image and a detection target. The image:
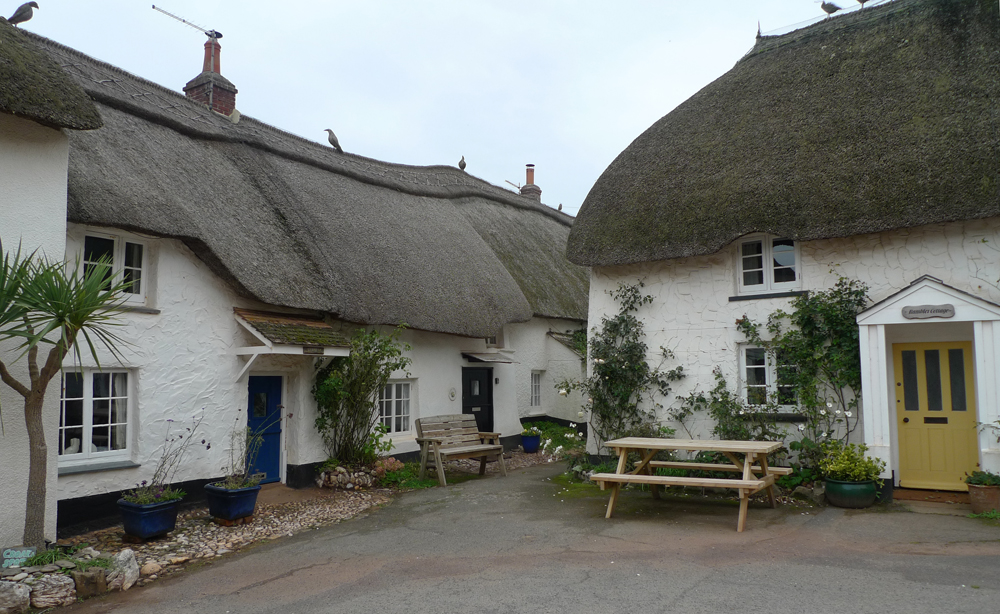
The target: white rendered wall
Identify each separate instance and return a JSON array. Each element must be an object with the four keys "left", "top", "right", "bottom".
[
  {"left": 506, "top": 318, "right": 587, "bottom": 423},
  {"left": 0, "top": 114, "right": 70, "bottom": 546},
  {"left": 587, "top": 217, "right": 1000, "bottom": 451},
  {"left": 56, "top": 230, "right": 325, "bottom": 500}
]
